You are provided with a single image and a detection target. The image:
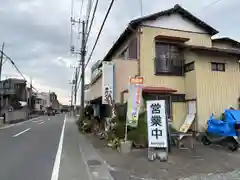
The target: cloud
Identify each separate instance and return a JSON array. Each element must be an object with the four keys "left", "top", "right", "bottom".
[{"left": 0, "top": 0, "right": 239, "bottom": 104}]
